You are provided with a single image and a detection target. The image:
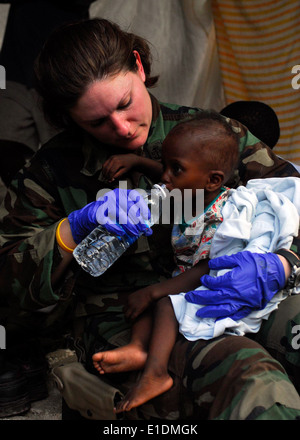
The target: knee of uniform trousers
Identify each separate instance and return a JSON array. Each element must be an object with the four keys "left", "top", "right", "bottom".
[
  {"left": 254, "top": 294, "right": 300, "bottom": 369},
  {"left": 173, "top": 334, "right": 300, "bottom": 420}
]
